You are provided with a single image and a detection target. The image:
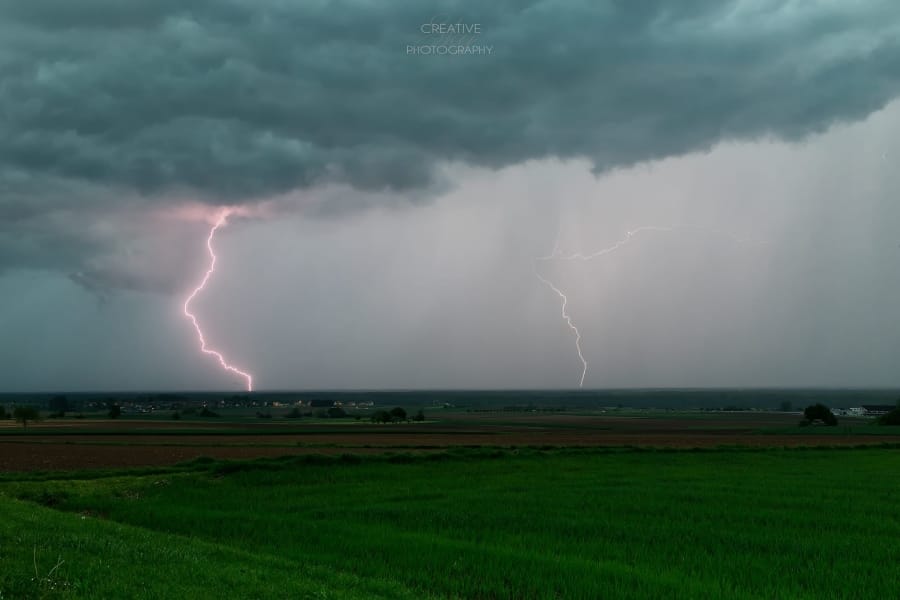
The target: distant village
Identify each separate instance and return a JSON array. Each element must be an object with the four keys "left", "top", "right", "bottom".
[{"left": 0, "top": 393, "right": 376, "bottom": 416}]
